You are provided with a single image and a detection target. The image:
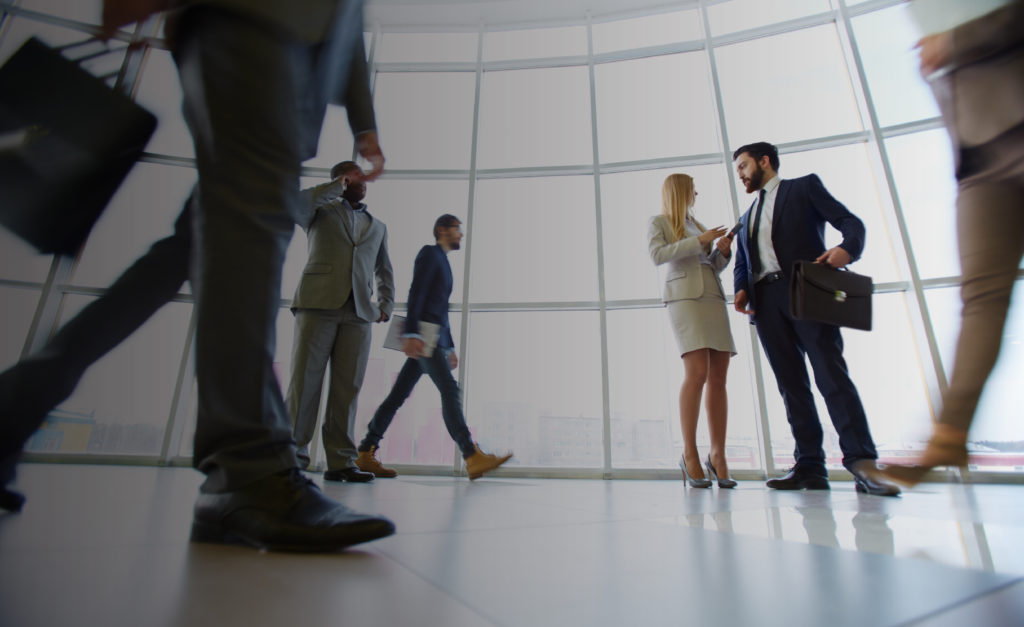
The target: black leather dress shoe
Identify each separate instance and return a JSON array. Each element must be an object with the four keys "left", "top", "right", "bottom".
[
  {"left": 0, "top": 487, "right": 25, "bottom": 512},
  {"left": 323, "top": 467, "right": 374, "bottom": 483},
  {"left": 190, "top": 468, "right": 394, "bottom": 552},
  {"left": 847, "top": 460, "right": 901, "bottom": 497},
  {"left": 766, "top": 466, "right": 830, "bottom": 490}
]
